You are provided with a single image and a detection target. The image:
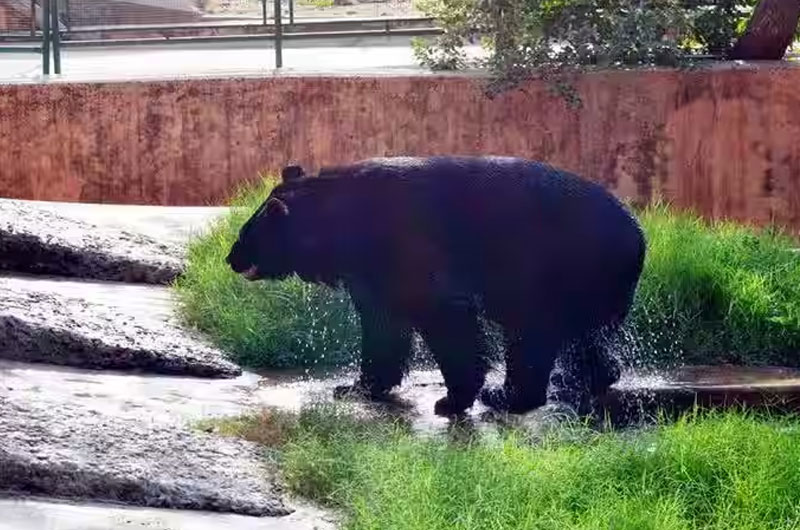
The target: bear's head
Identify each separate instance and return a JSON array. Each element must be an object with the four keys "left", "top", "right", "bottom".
[{"left": 226, "top": 164, "right": 310, "bottom": 282}]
